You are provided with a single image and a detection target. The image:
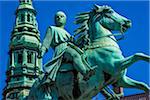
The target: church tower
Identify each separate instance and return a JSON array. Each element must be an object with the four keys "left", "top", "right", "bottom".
[{"left": 3, "top": 0, "right": 42, "bottom": 99}]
